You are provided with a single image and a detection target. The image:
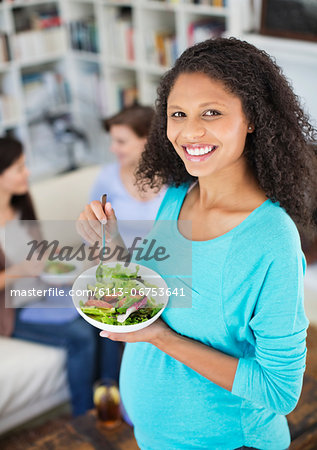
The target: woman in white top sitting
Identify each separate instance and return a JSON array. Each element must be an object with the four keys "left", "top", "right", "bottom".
[
  {"left": 90, "top": 104, "right": 167, "bottom": 247},
  {"left": 90, "top": 104, "right": 167, "bottom": 382}
]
